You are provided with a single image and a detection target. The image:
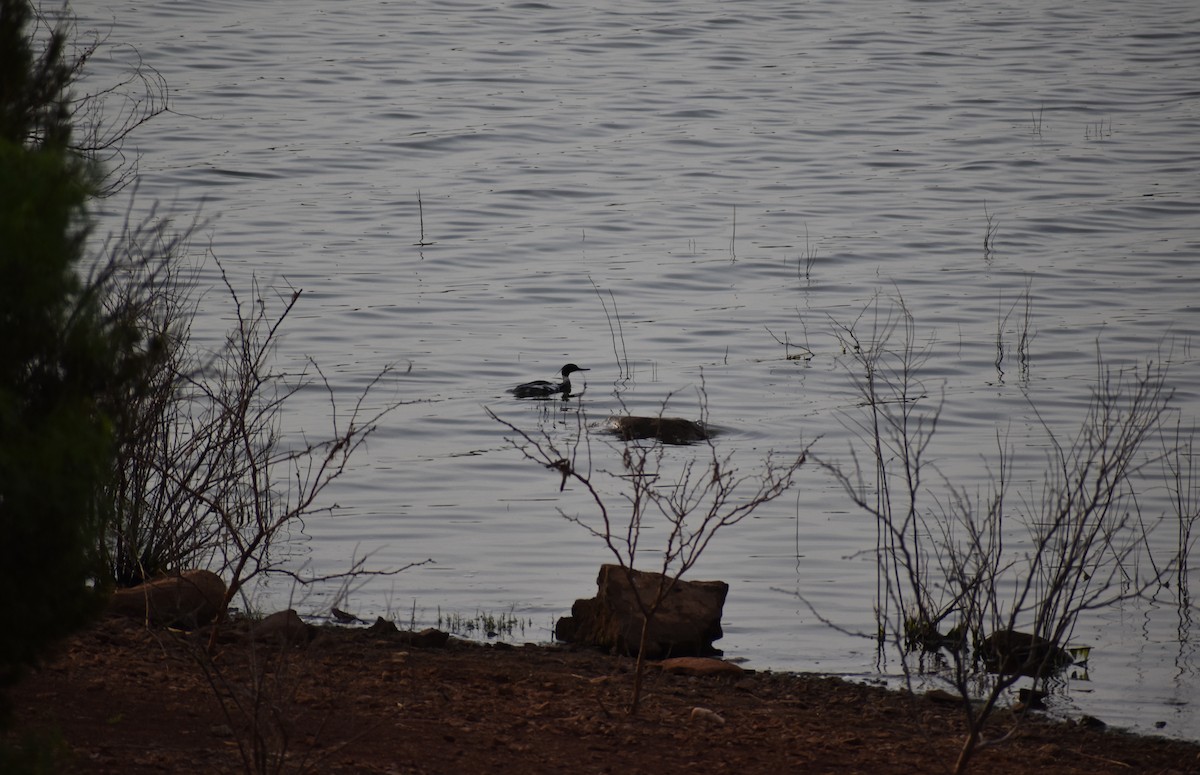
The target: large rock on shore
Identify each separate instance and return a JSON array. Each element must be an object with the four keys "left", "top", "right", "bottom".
[
  {"left": 108, "top": 569, "right": 227, "bottom": 628},
  {"left": 556, "top": 564, "right": 728, "bottom": 658}
]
